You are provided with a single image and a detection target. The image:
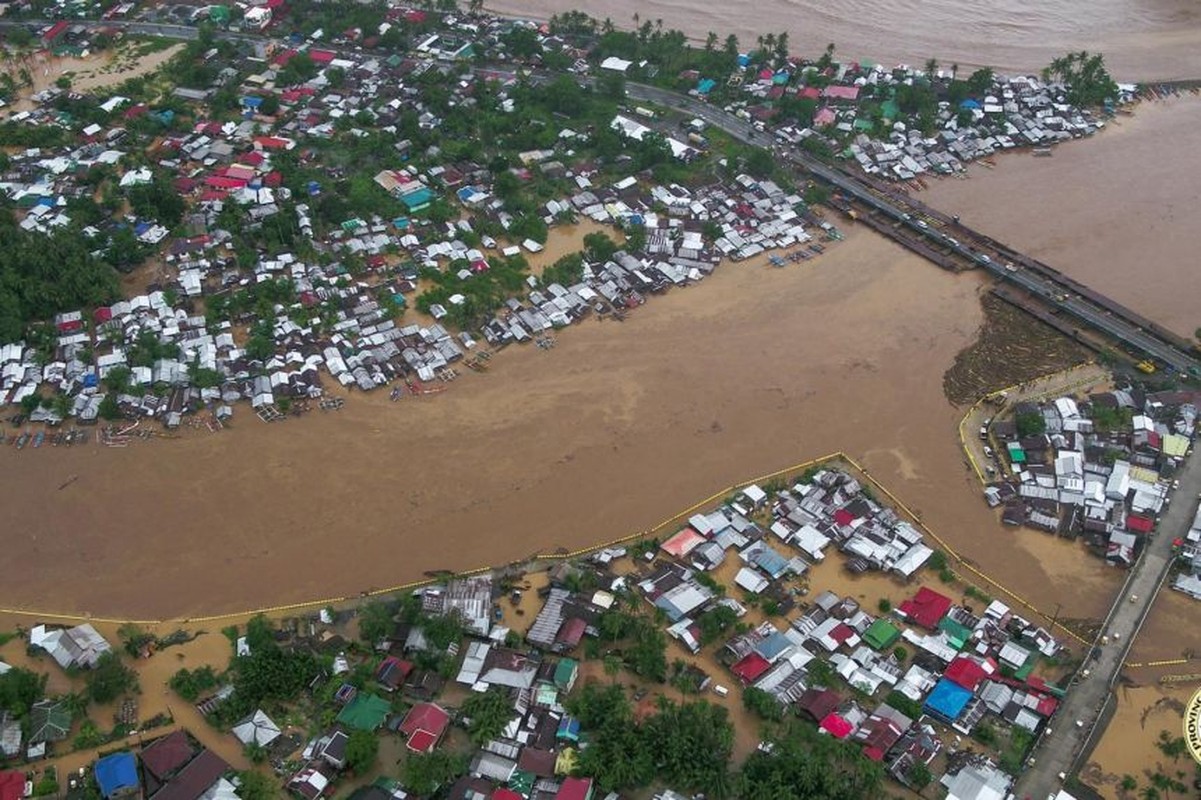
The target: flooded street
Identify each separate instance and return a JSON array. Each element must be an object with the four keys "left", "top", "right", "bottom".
[{"left": 485, "top": 0, "right": 1201, "bottom": 80}]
